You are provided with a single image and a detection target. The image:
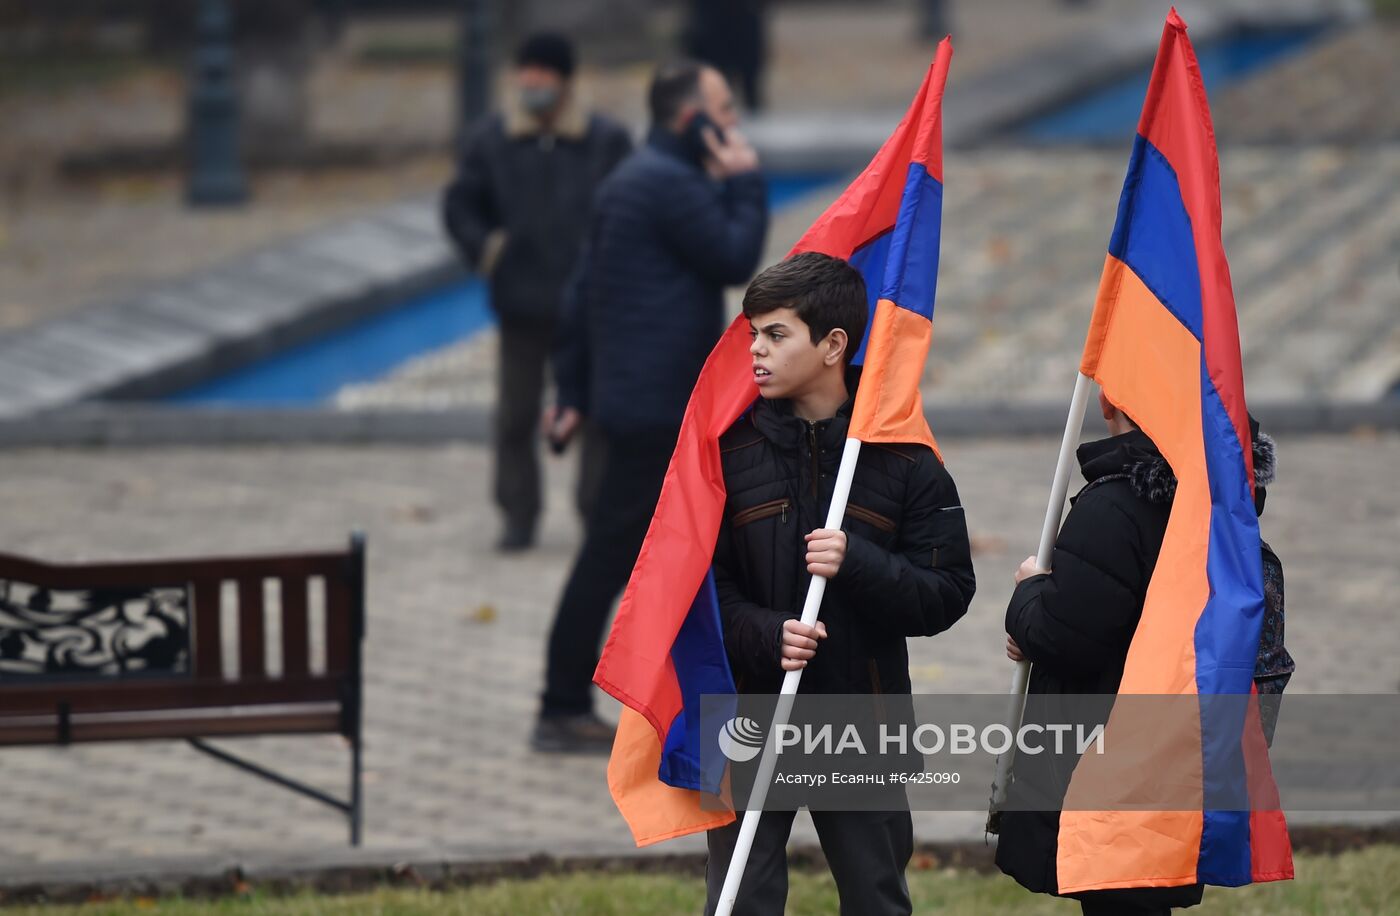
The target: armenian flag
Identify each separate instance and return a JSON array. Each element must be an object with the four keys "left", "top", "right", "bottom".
[{"left": 1055, "top": 9, "right": 1293, "bottom": 892}]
